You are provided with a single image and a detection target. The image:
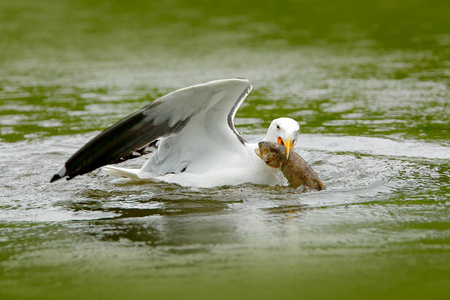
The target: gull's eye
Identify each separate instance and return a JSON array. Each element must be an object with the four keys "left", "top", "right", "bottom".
[{"left": 276, "top": 125, "right": 280, "bottom": 130}]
